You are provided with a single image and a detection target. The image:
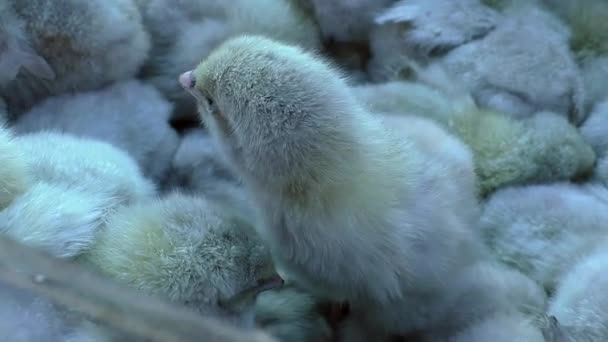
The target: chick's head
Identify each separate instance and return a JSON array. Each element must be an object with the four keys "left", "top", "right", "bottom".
[{"left": 180, "top": 35, "right": 366, "bottom": 197}]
